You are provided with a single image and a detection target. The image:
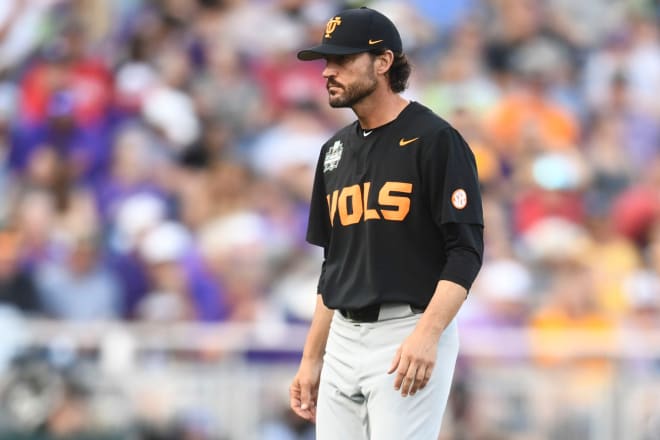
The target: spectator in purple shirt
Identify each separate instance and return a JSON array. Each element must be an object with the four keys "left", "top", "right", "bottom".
[{"left": 10, "top": 90, "right": 113, "bottom": 183}]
